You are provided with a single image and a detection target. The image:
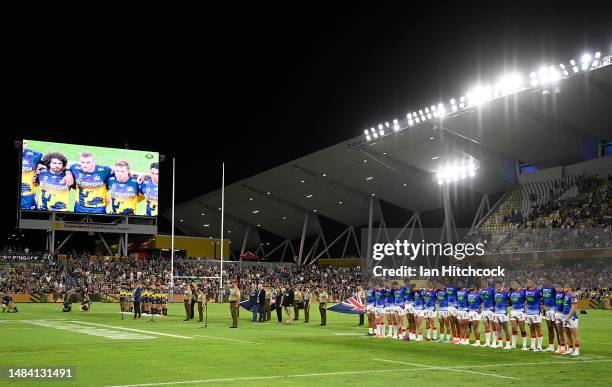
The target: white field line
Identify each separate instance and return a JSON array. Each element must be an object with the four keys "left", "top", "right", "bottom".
[
  {"left": 373, "top": 359, "right": 520, "bottom": 380},
  {"left": 69, "top": 321, "right": 192, "bottom": 339},
  {"left": 105, "top": 368, "right": 440, "bottom": 387},
  {"left": 195, "top": 335, "right": 258, "bottom": 344},
  {"left": 375, "top": 357, "right": 612, "bottom": 369}
]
